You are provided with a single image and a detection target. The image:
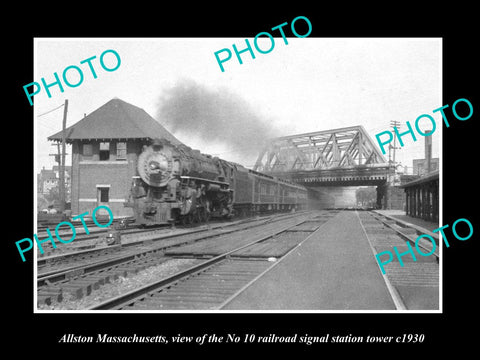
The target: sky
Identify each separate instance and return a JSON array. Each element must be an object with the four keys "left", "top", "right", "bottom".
[{"left": 34, "top": 37, "right": 441, "bottom": 174}]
